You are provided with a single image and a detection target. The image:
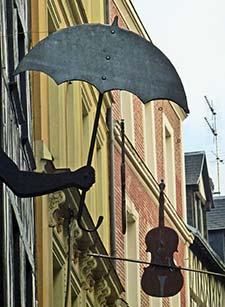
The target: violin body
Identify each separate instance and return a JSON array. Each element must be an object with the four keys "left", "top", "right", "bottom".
[
  {"left": 141, "top": 226, "right": 183, "bottom": 297},
  {"left": 141, "top": 181, "right": 183, "bottom": 297}
]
